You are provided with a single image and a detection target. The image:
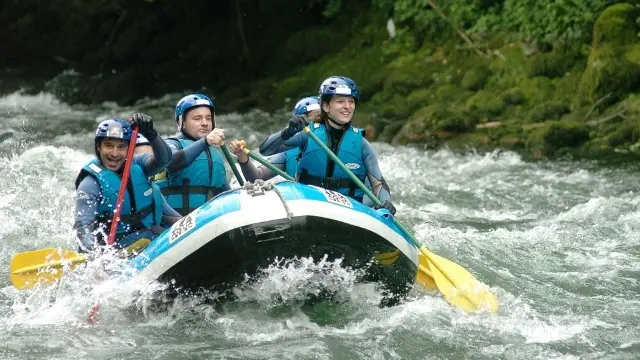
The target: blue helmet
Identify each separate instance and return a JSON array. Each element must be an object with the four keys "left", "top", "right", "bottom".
[
  {"left": 95, "top": 117, "right": 133, "bottom": 142},
  {"left": 293, "top": 96, "right": 320, "bottom": 115},
  {"left": 136, "top": 133, "right": 150, "bottom": 146},
  {"left": 318, "top": 76, "right": 359, "bottom": 103},
  {"left": 94, "top": 117, "right": 132, "bottom": 157},
  {"left": 174, "top": 93, "right": 215, "bottom": 130}
]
